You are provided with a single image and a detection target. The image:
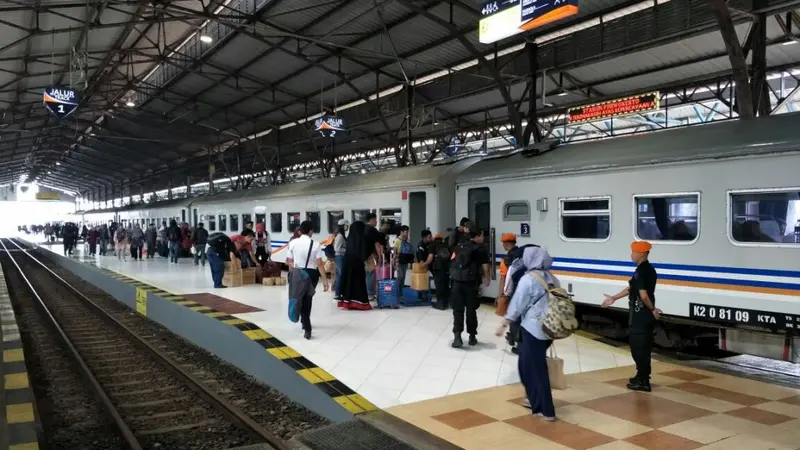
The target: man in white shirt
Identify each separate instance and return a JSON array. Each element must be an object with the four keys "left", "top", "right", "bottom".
[{"left": 286, "top": 220, "right": 329, "bottom": 339}]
